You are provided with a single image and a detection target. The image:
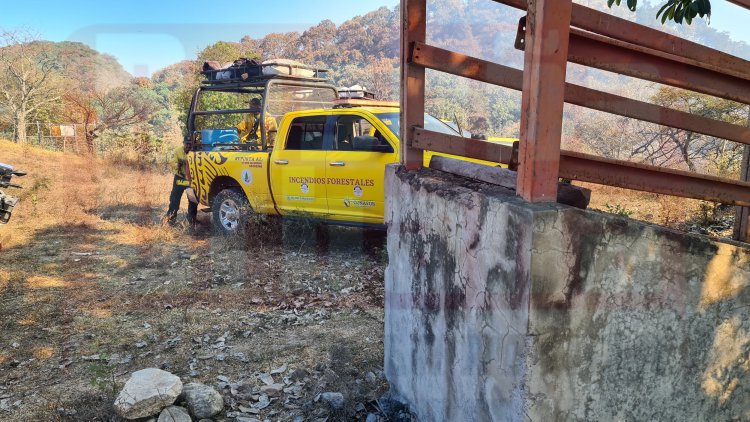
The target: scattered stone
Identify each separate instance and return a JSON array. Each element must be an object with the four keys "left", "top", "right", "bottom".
[
  {"left": 366, "top": 413, "right": 379, "bottom": 422},
  {"left": 82, "top": 354, "right": 101, "bottom": 361},
  {"left": 255, "top": 394, "right": 271, "bottom": 410},
  {"left": 165, "top": 337, "right": 181, "bottom": 348},
  {"left": 356, "top": 402, "right": 367, "bottom": 412},
  {"left": 319, "top": 392, "right": 345, "bottom": 410},
  {"left": 270, "top": 363, "right": 288, "bottom": 375},
  {"left": 236, "top": 417, "right": 261, "bottom": 422},
  {"left": 288, "top": 368, "right": 309, "bottom": 381},
  {"left": 260, "top": 383, "right": 284, "bottom": 398},
  {"left": 114, "top": 368, "right": 183, "bottom": 420},
  {"left": 258, "top": 373, "right": 275, "bottom": 386},
  {"left": 135, "top": 341, "right": 148, "bottom": 349},
  {"left": 157, "top": 405, "right": 191, "bottom": 422},
  {"left": 365, "top": 372, "right": 377, "bottom": 383},
  {"left": 181, "top": 383, "right": 224, "bottom": 419}
]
